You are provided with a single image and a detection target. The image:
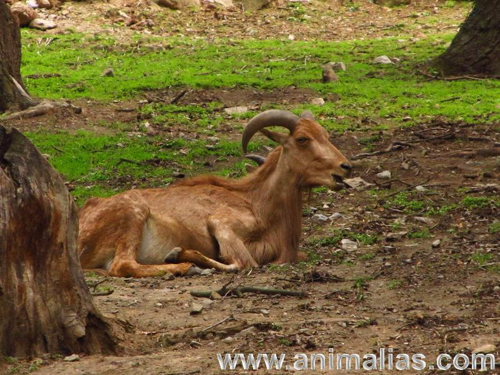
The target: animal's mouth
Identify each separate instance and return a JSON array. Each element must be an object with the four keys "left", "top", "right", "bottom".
[{"left": 332, "top": 174, "right": 349, "bottom": 189}]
